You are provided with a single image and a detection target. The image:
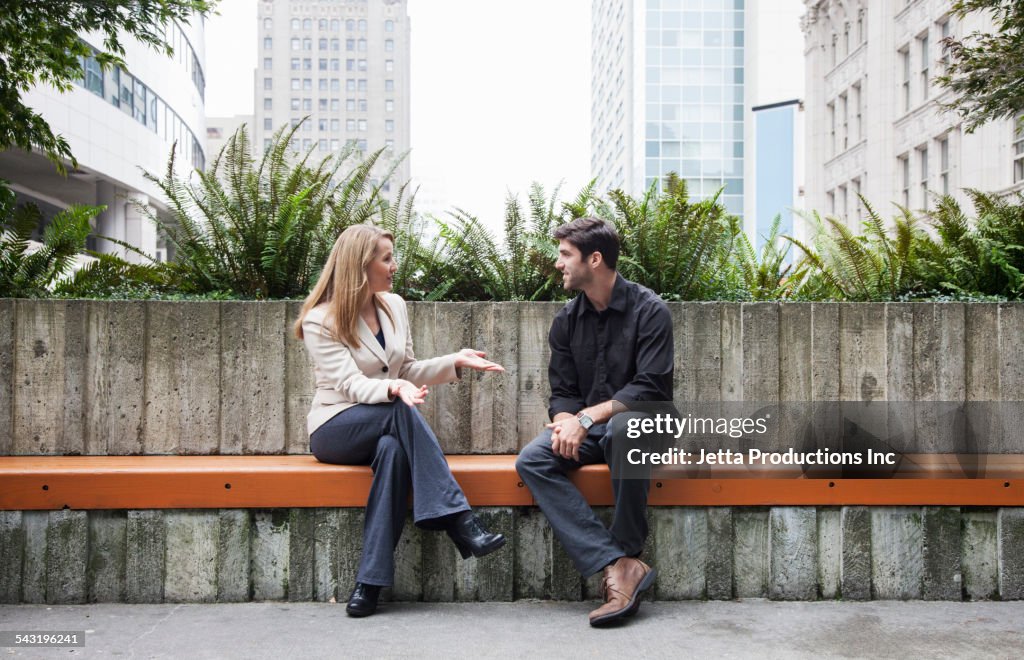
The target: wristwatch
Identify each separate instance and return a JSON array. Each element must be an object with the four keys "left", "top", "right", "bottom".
[{"left": 576, "top": 411, "right": 594, "bottom": 430}]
